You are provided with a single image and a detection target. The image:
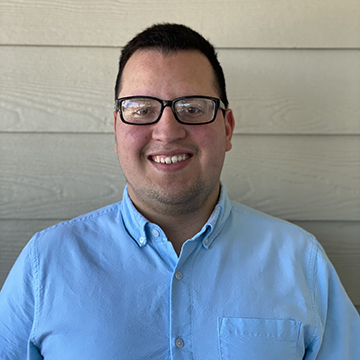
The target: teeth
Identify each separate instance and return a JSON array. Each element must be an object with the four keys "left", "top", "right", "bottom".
[{"left": 153, "top": 155, "right": 188, "bottom": 164}]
